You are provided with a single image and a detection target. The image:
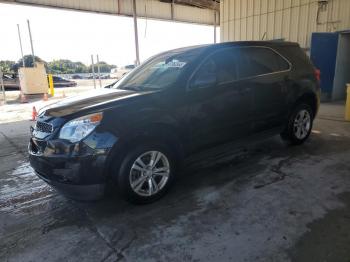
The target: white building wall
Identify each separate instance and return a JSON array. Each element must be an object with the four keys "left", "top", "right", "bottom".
[{"left": 220, "top": 0, "right": 350, "bottom": 48}]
